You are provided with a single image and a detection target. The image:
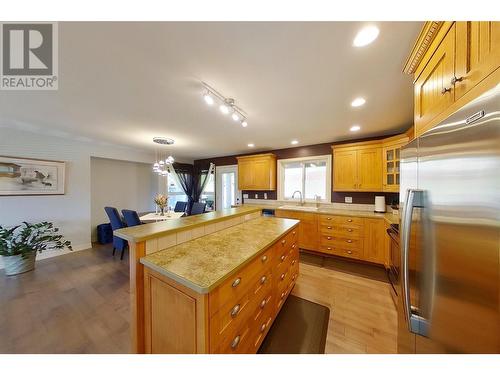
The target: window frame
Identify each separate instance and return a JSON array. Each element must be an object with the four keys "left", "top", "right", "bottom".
[{"left": 277, "top": 154, "right": 332, "bottom": 203}]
